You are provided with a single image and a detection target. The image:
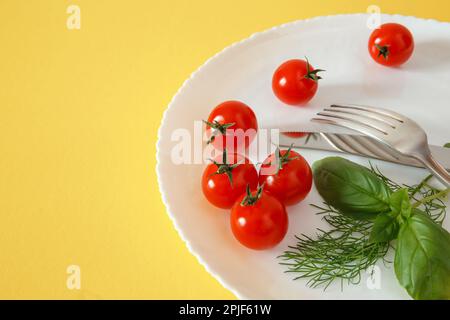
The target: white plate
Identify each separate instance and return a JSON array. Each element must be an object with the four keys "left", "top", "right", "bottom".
[{"left": 157, "top": 14, "right": 450, "bottom": 299}]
